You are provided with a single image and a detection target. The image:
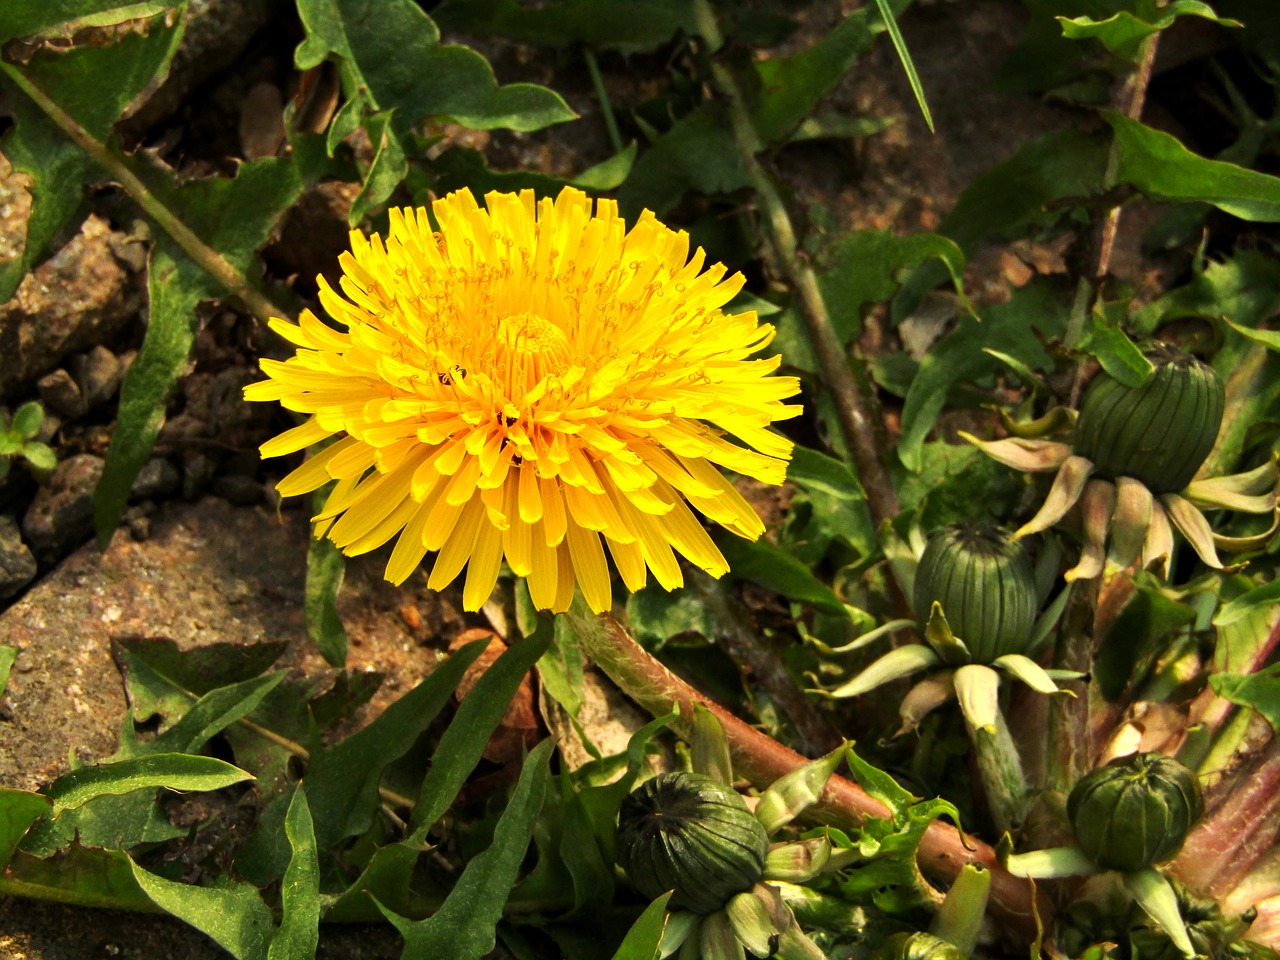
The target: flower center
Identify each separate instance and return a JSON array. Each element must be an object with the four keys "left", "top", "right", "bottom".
[{"left": 494, "top": 312, "right": 570, "bottom": 396}]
